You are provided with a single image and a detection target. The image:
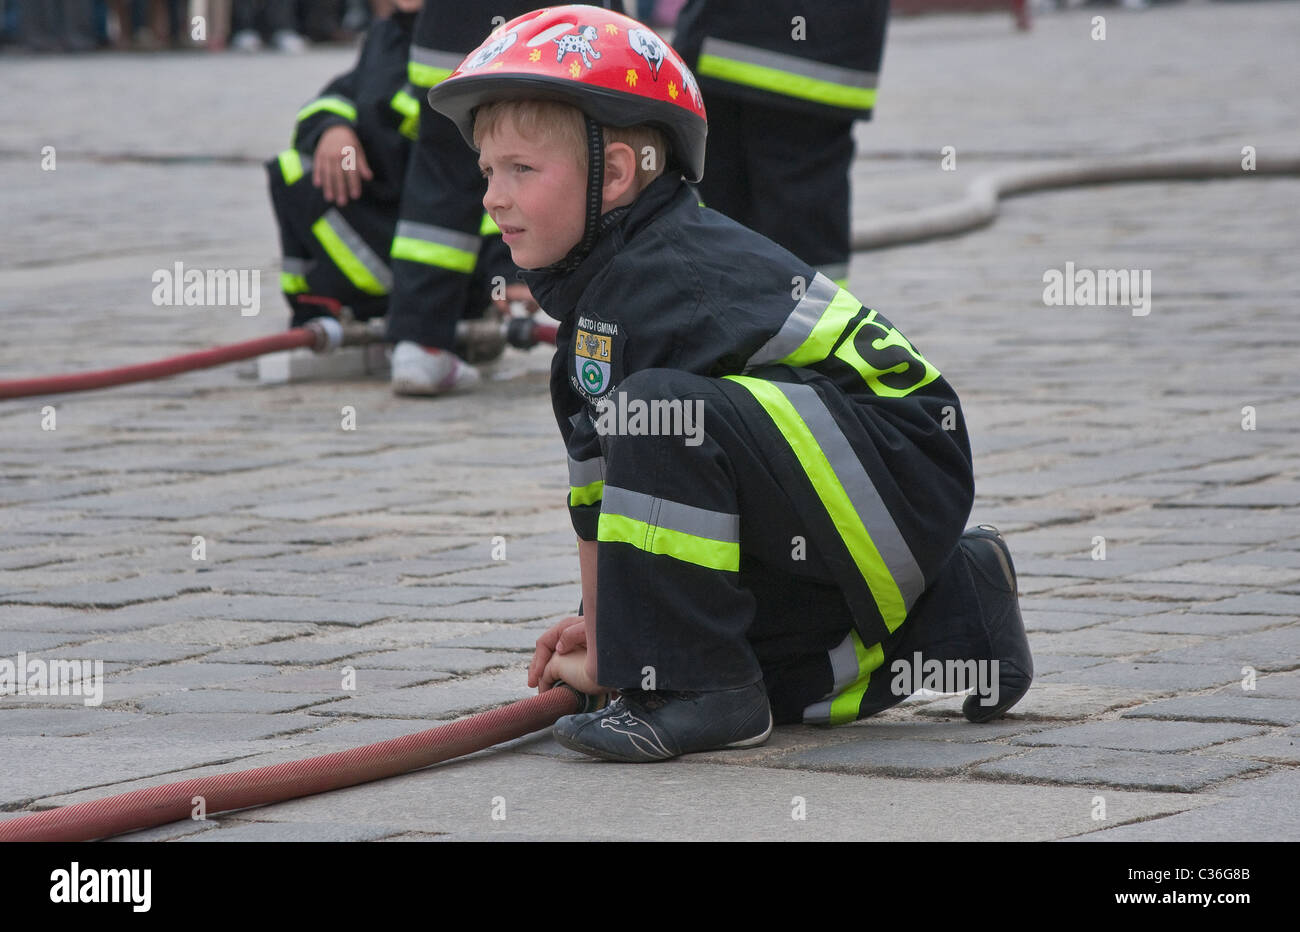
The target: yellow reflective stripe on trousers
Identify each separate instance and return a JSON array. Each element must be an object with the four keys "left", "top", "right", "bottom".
[
  {"left": 390, "top": 86, "right": 420, "bottom": 140},
  {"left": 408, "top": 45, "right": 462, "bottom": 88},
  {"left": 311, "top": 209, "right": 393, "bottom": 295},
  {"left": 296, "top": 95, "right": 357, "bottom": 124},
  {"left": 280, "top": 272, "right": 309, "bottom": 294},
  {"left": 828, "top": 631, "right": 884, "bottom": 725},
  {"left": 697, "top": 37, "right": 877, "bottom": 111},
  {"left": 278, "top": 149, "right": 304, "bottom": 185},
  {"left": 596, "top": 486, "right": 740, "bottom": 573},
  {"left": 724, "top": 375, "right": 914, "bottom": 630},
  {"left": 390, "top": 220, "right": 478, "bottom": 273}
]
